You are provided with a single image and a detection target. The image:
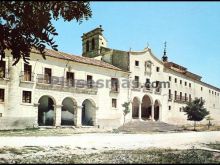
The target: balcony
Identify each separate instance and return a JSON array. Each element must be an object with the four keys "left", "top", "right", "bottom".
[
  {"left": 168, "top": 94, "right": 173, "bottom": 101},
  {"left": 0, "top": 70, "right": 9, "bottom": 85},
  {"left": 143, "top": 86, "right": 153, "bottom": 93},
  {"left": 110, "top": 86, "right": 119, "bottom": 94},
  {"left": 154, "top": 88, "right": 161, "bottom": 95},
  {"left": 36, "top": 74, "right": 98, "bottom": 95},
  {"left": 174, "top": 95, "right": 188, "bottom": 103},
  {"left": 20, "top": 72, "right": 35, "bottom": 83}
]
